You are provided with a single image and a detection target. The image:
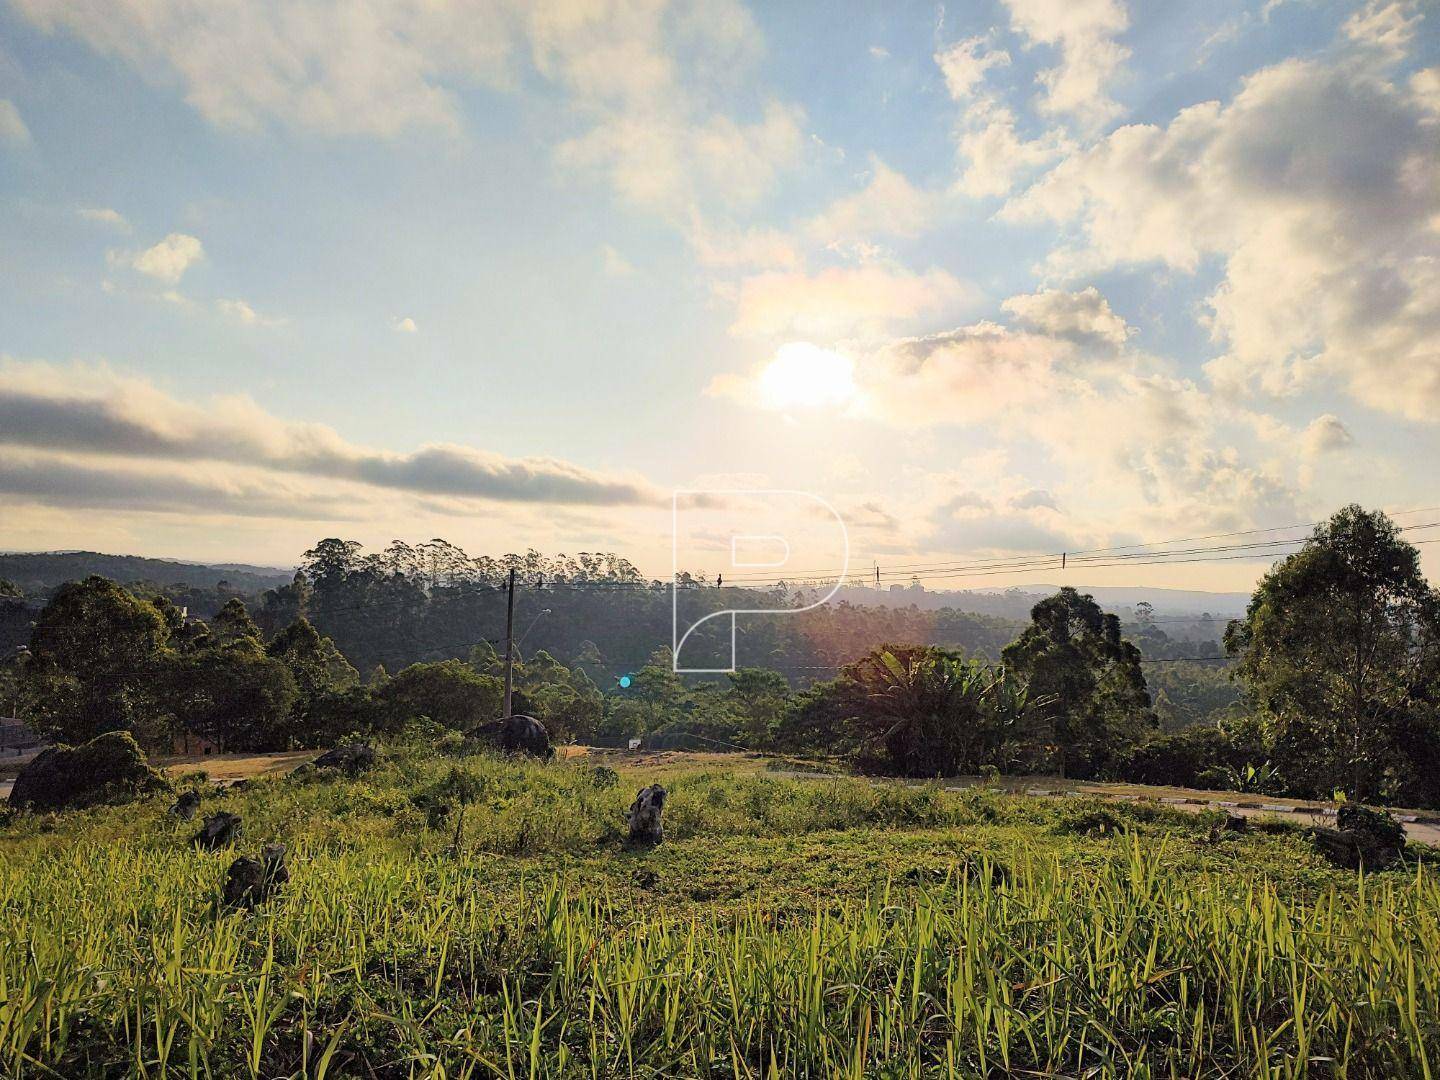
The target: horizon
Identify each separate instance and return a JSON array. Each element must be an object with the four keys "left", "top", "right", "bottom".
[{"left": 3, "top": 0, "right": 1438, "bottom": 592}]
